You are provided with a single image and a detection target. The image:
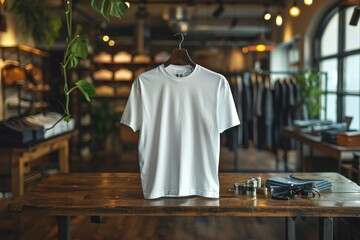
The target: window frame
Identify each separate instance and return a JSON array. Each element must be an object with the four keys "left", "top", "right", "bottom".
[{"left": 314, "top": 4, "right": 360, "bottom": 128}]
